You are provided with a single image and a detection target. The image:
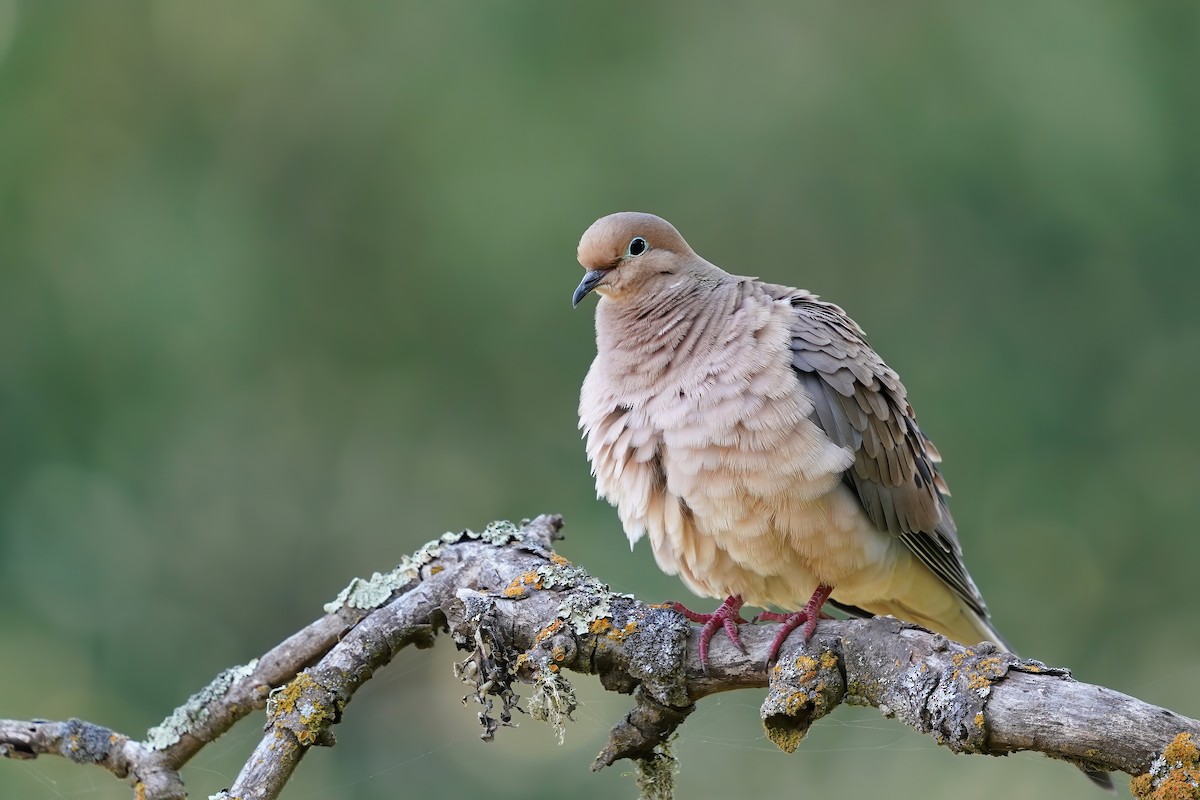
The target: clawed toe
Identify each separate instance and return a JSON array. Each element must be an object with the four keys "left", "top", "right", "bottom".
[
  {"left": 759, "top": 584, "right": 835, "bottom": 664},
  {"left": 669, "top": 595, "right": 748, "bottom": 668},
  {"left": 671, "top": 586, "right": 837, "bottom": 667}
]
